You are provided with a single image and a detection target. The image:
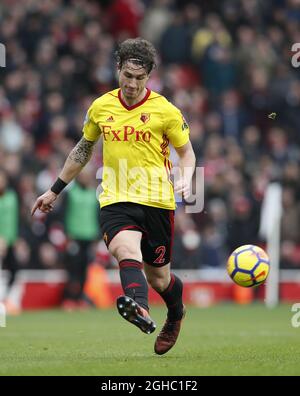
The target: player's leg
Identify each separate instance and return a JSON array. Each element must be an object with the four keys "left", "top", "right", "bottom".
[
  {"left": 142, "top": 206, "right": 184, "bottom": 320},
  {"left": 108, "top": 230, "right": 156, "bottom": 334},
  {"left": 141, "top": 206, "right": 185, "bottom": 353},
  {"left": 109, "top": 230, "right": 147, "bottom": 308},
  {"left": 100, "top": 203, "right": 149, "bottom": 309},
  {"left": 144, "top": 262, "right": 185, "bottom": 354},
  {"left": 144, "top": 263, "right": 185, "bottom": 322}
]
